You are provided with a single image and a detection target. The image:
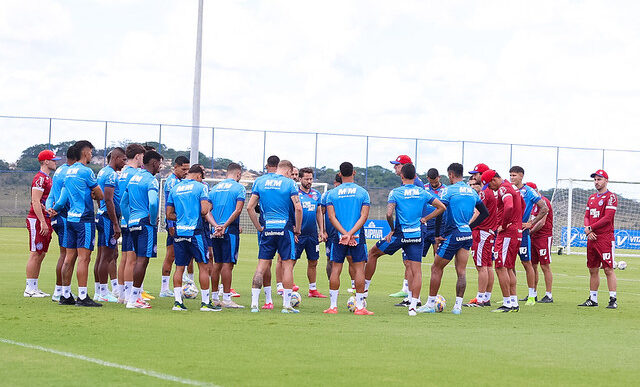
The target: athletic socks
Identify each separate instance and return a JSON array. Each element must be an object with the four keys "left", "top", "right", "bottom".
[
  {"left": 609, "top": 291, "right": 617, "bottom": 299},
  {"left": 53, "top": 285, "right": 62, "bottom": 296},
  {"left": 218, "top": 284, "right": 224, "bottom": 295},
  {"left": 402, "top": 279, "right": 409, "bottom": 293},
  {"left": 78, "top": 286, "right": 87, "bottom": 300},
  {"left": 364, "top": 279, "right": 371, "bottom": 292},
  {"left": 276, "top": 282, "right": 284, "bottom": 292},
  {"left": 25, "top": 278, "right": 37, "bottom": 292},
  {"left": 201, "top": 289, "right": 210, "bottom": 304},
  {"left": 264, "top": 286, "right": 273, "bottom": 304},
  {"left": 410, "top": 297, "right": 419, "bottom": 310},
  {"left": 454, "top": 297, "right": 463, "bottom": 310},
  {"left": 426, "top": 296, "right": 436, "bottom": 308},
  {"left": 528, "top": 288, "right": 535, "bottom": 298},
  {"left": 161, "top": 276, "right": 170, "bottom": 292},
  {"left": 350, "top": 280, "right": 355, "bottom": 289},
  {"left": 355, "top": 292, "right": 365, "bottom": 309},
  {"left": 212, "top": 290, "right": 220, "bottom": 301},
  {"left": 100, "top": 283, "right": 108, "bottom": 296},
  {"left": 330, "top": 289, "right": 339, "bottom": 308},
  {"left": 251, "top": 288, "right": 261, "bottom": 308},
  {"left": 590, "top": 290, "right": 598, "bottom": 303},
  {"left": 124, "top": 281, "right": 133, "bottom": 301},
  {"left": 62, "top": 286, "right": 71, "bottom": 298},
  {"left": 130, "top": 287, "right": 141, "bottom": 304},
  {"left": 477, "top": 292, "right": 483, "bottom": 302},
  {"left": 94, "top": 282, "right": 100, "bottom": 296},
  {"left": 503, "top": 297, "right": 511, "bottom": 307},
  {"left": 174, "top": 287, "right": 182, "bottom": 303},
  {"left": 511, "top": 295, "right": 519, "bottom": 307},
  {"left": 309, "top": 282, "right": 317, "bottom": 291},
  {"left": 546, "top": 291, "right": 553, "bottom": 298},
  {"left": 223, "top": 292, "right": 231, "bottom": 302},
  {"left": 110, "top": 279, "right": 118, "bottom": 292},
  {"left": 485, "top": 292, "right": 492, "bottom": 302},
  {"left": 283, "top": 289, "right": 292, "bottom": 308}
]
